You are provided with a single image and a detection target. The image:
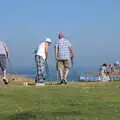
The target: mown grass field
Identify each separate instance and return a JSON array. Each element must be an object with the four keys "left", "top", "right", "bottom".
[{"left": 0, "top": 78, "right": 120, "bottom": 120}]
